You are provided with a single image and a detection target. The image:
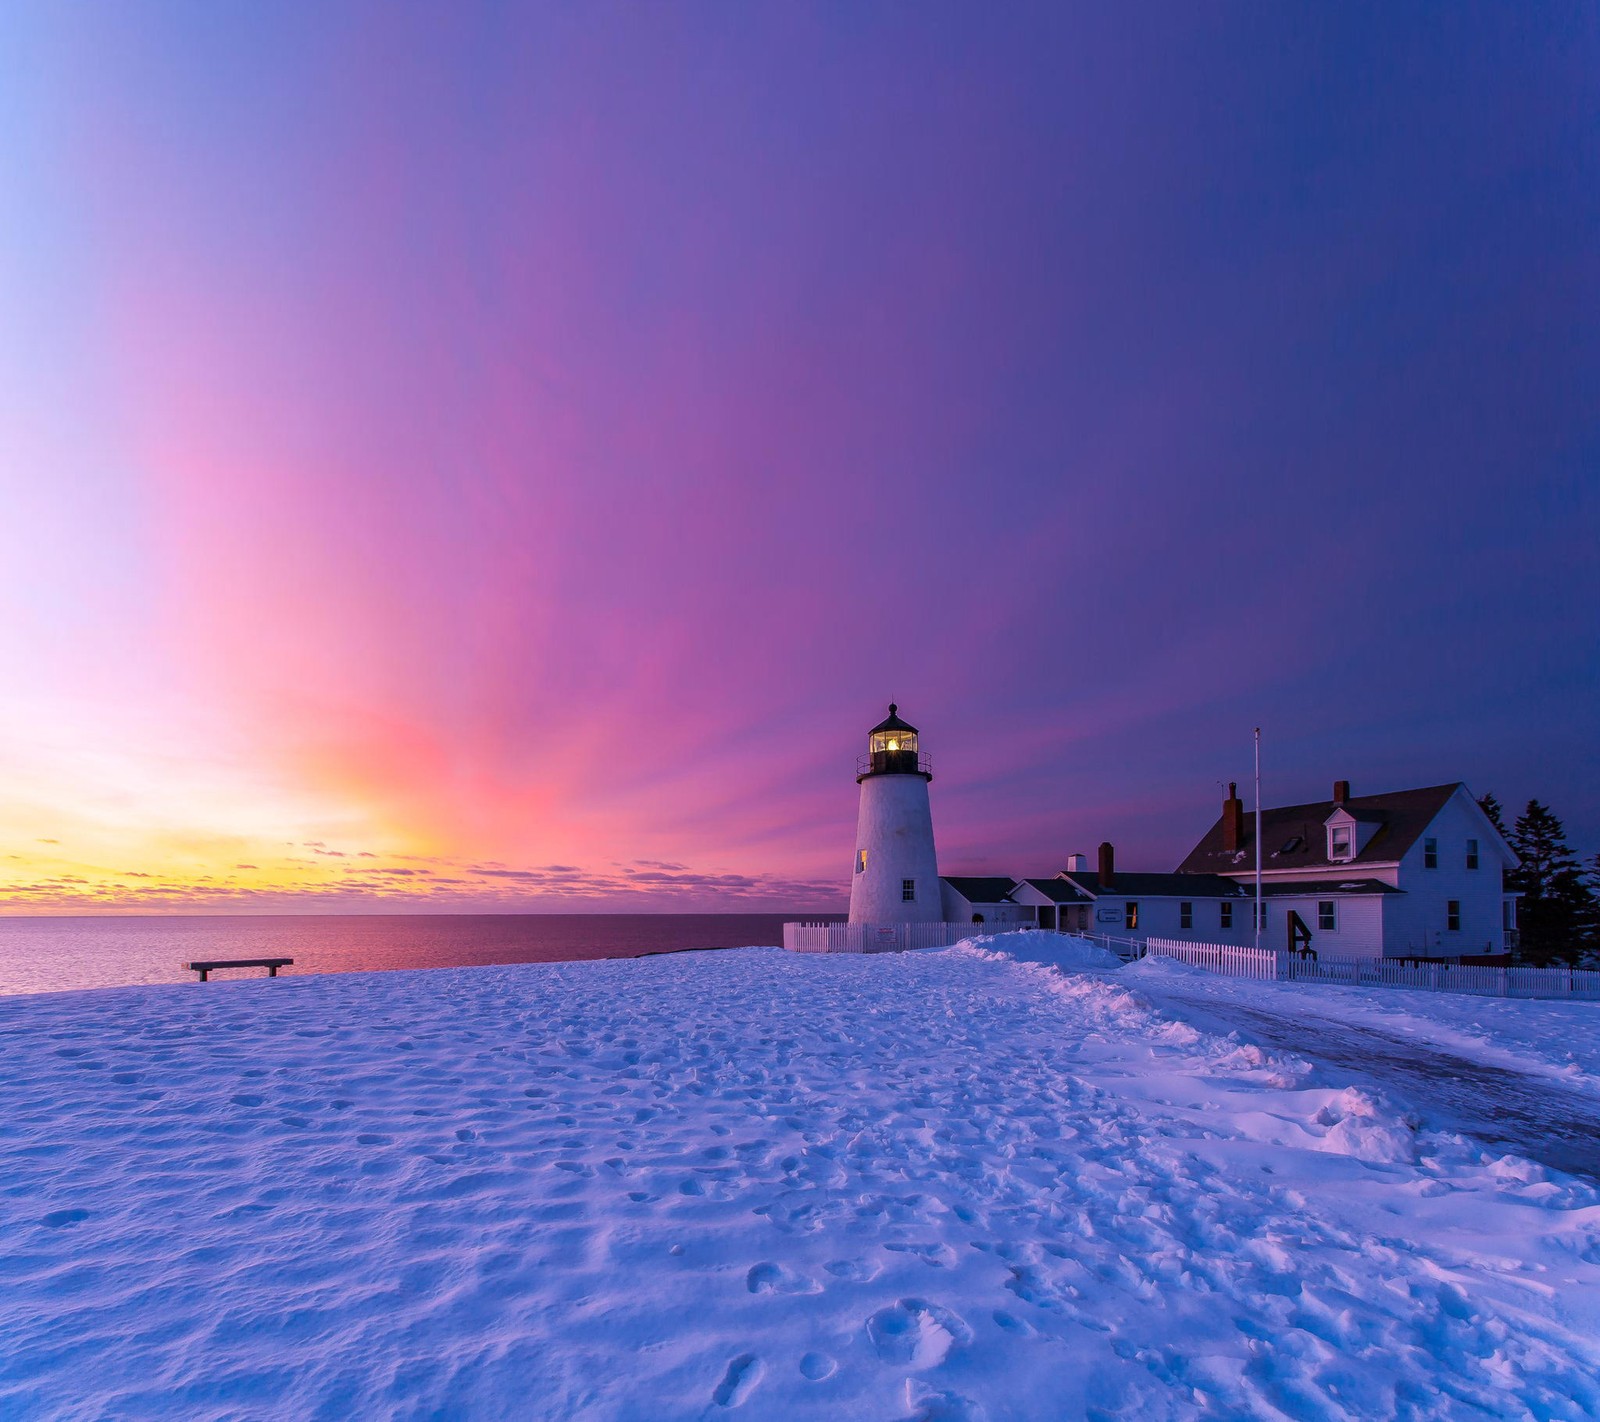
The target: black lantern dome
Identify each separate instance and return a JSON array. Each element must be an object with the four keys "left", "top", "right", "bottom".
[{"left": 858, "top": 703, "right": 932, "bottom": 781}]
